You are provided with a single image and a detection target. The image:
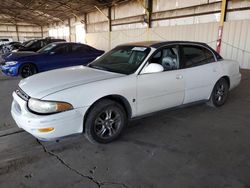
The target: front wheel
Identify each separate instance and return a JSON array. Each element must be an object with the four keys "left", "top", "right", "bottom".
[
  {"left": 19, "top": 63, "right": 37, "bottom": 78},
  {"left": 84, "top": 99, "right": 127, "bottom": 144},
  {"left": 207, "top": 78, "right": 229, "bottom": 107}
]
